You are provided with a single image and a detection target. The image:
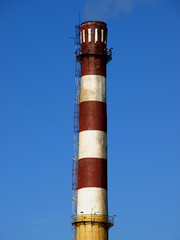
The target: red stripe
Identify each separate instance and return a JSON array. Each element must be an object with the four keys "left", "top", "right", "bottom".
[
  {"left": 78, "top": 158, "right": 107, "bottom": 189},
  {"left": 81, "top": 55, "right": 106, "bottom": 77},
  {"left": 79, "top": 101, "right": 107, "bottom": 132}
]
